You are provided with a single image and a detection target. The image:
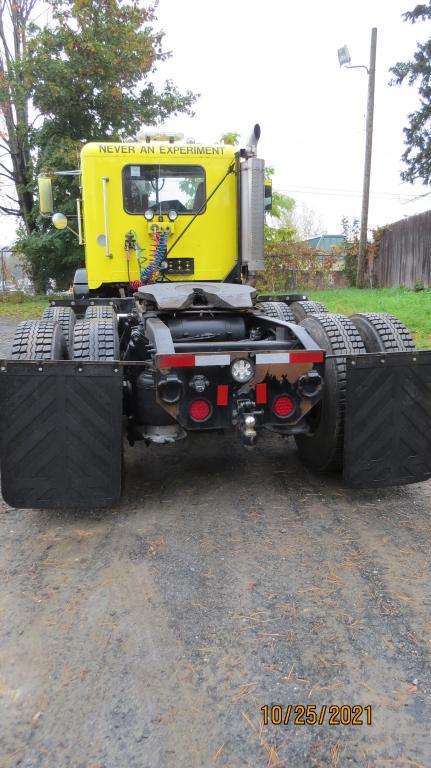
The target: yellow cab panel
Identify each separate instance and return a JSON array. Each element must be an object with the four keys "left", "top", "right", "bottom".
[{"left": 80, "top": 142, "right": 238, "bottom": 290}]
